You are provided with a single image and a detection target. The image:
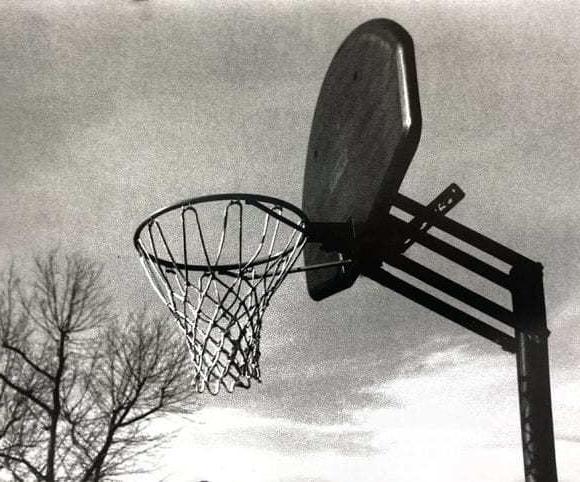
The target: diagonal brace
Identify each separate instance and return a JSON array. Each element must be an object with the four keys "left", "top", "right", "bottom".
[{"left": 398, "top": 183, "right": 465, "bottom": 252}]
